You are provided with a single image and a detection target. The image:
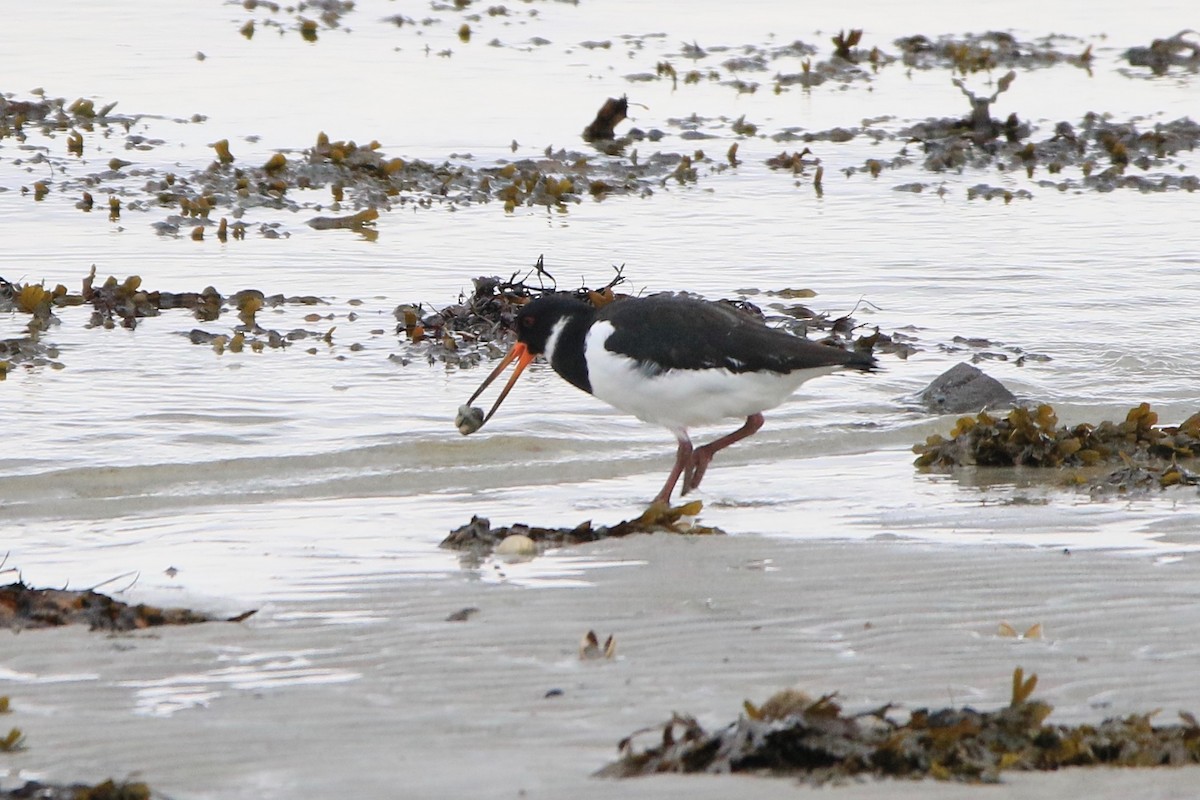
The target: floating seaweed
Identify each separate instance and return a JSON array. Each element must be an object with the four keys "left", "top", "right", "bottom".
[
  {"left": 3, "top": 268, "right": 337, "bottom": 366},
  {"left": 1, "top": 87, "right": 722, "bottom": 236},
  {"left": 4, "top": 62, "right": 1198, "bottom": 244},
  {"left": 306, "top": 208, "right": 379, "bottom": 231},
  {"left": 895, "top": 32, "right": 1096, "bottom": 74},
  {"left": 234, "top": 0, "right": 354, "bottom": 42},
  {"left": 599, "top": 668, "right": 1200, "bottom": 783},
  {"left": 830, "top": 29, "right": 865, "bottom": 63},
  {"left": 1123, "top": 31, "right": 1200, "bottom": 76},
  {"left": 5, "top": 257, "right": 890, "bottom": 380},
  {"left": 0, "top": 277, "right": 66, "bottom": 375},
  {"left": 900, "top": 70, "right": 1029, "bottom": 174},
  {"left": 895, "top": 78, "right": 1200, "bottom": 192}
]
